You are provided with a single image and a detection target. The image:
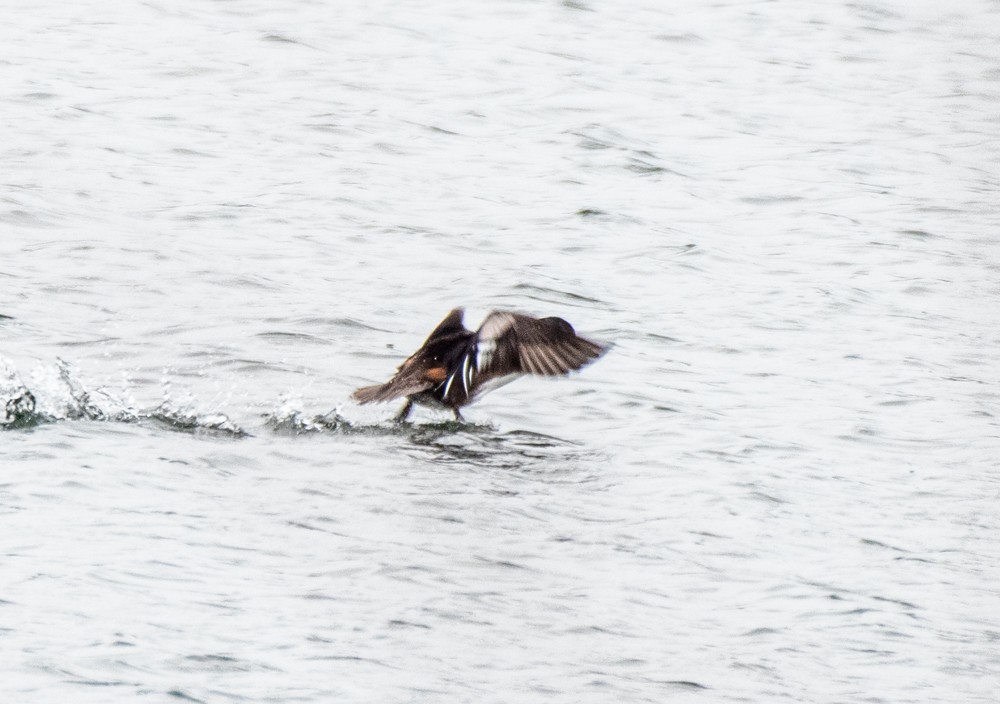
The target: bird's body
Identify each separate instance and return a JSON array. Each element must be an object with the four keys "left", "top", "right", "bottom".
[{"left": 352, "top": 308, "right": 607, "bottom": 421}]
